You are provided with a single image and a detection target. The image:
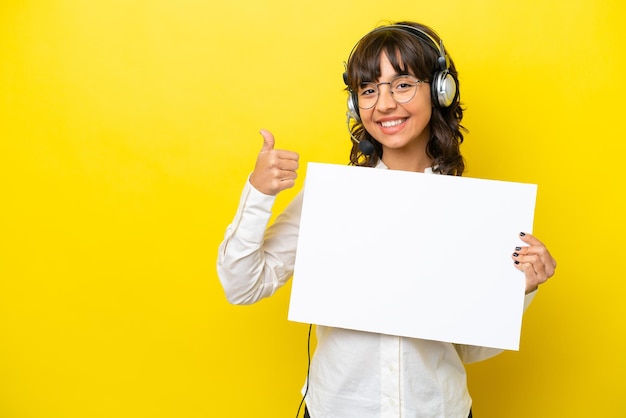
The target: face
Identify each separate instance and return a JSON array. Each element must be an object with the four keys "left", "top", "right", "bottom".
[{"left": 359, "top": 52, "right": 432, "bottom": 157}]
